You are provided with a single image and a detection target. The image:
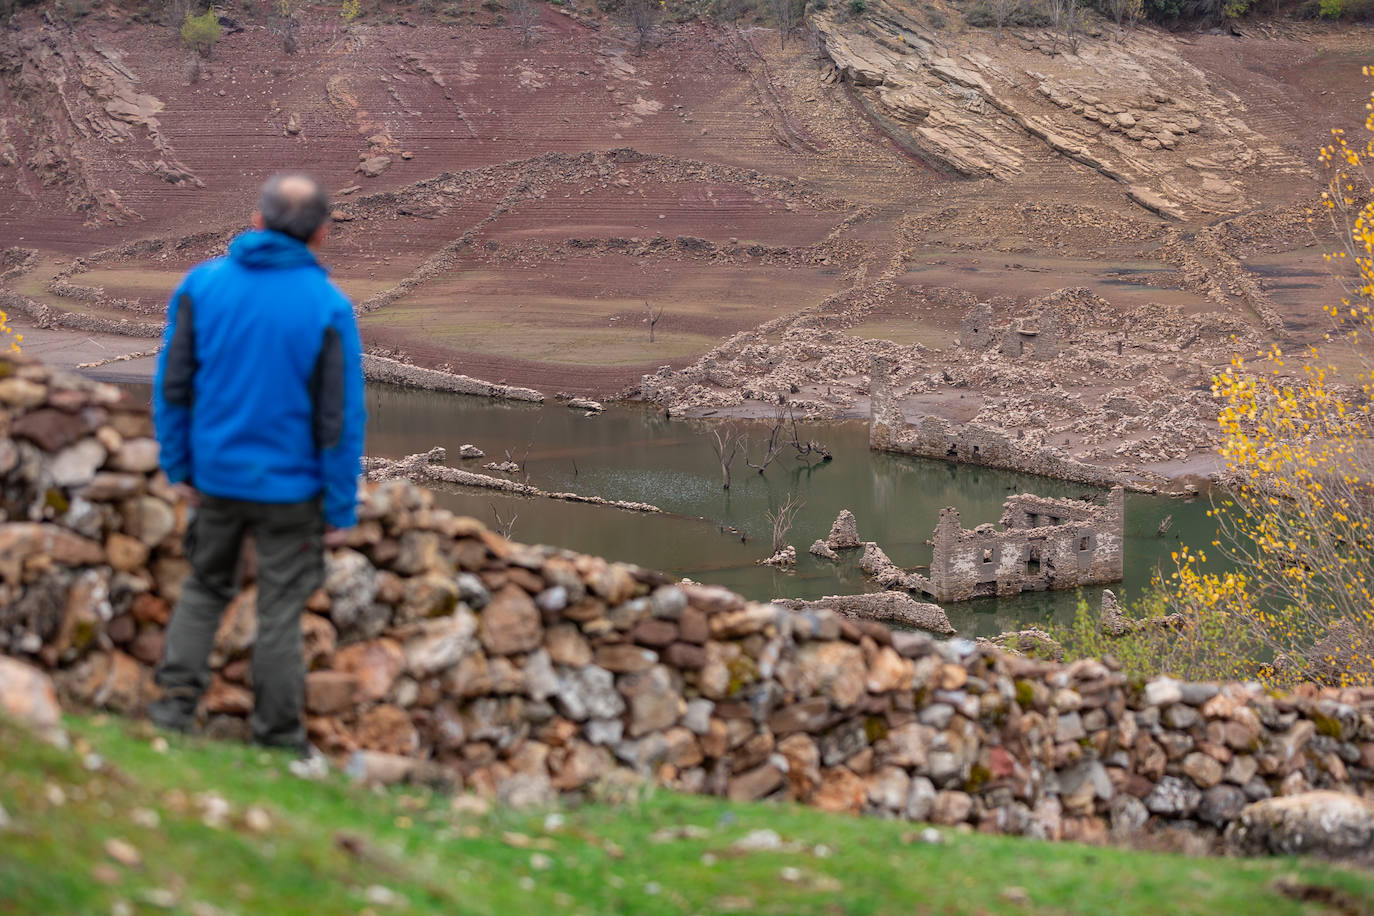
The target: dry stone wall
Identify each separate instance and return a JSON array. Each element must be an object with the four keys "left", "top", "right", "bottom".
[{"left": 2, "top": 353, "right": 1374, "bottom": 843}]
